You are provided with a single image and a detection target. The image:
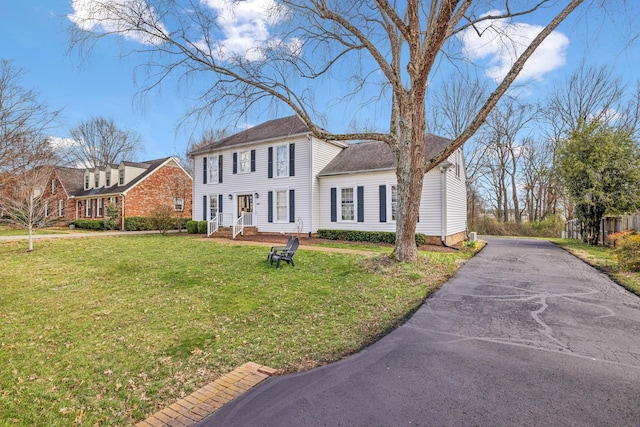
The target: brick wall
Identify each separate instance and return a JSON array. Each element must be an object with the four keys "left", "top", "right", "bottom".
[{"left": 124, "top": 162, "right": 193, "bottom": 219}]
